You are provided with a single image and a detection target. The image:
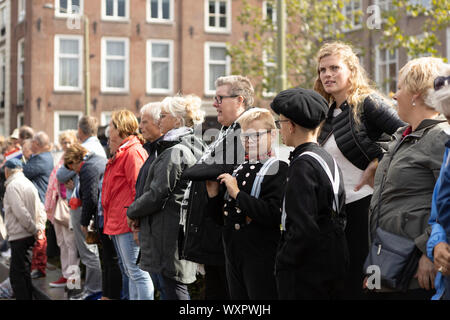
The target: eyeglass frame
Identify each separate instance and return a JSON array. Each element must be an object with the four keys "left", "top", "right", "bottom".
[
  {"left": 214, "top": 95, "right": 240, "bottom": 105},
  {"left": 240, "top": 129, "right": 273, "bottom": 143},
  {"left": 434, "top": 76, "right": 450, "bottom": 91},
  {"left": 274, "top": 119, "right": 290, "bottom": 129}
]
